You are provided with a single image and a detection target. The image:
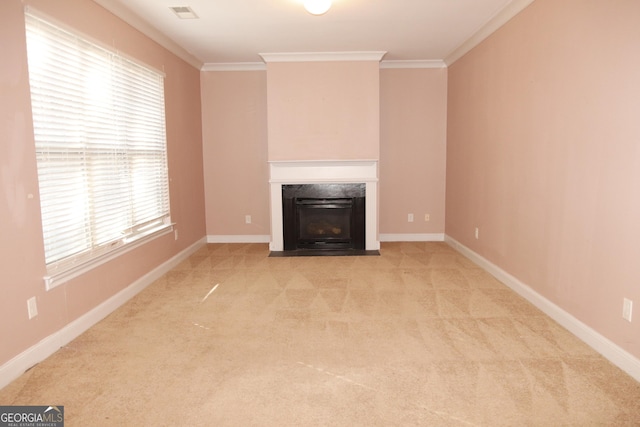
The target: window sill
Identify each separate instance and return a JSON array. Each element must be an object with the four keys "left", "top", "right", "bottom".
[{"left": 44, "top": 224, "right": 174, "bottom": 291}]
